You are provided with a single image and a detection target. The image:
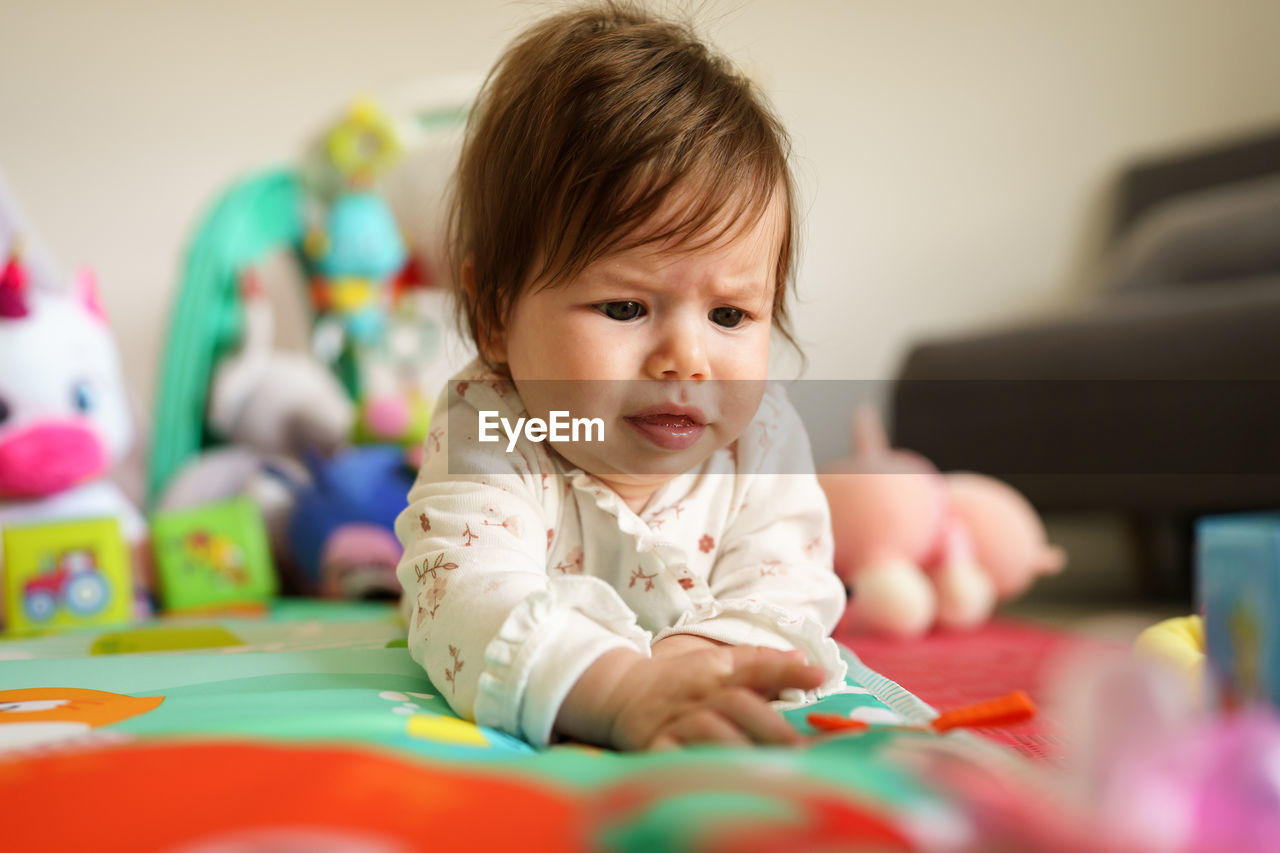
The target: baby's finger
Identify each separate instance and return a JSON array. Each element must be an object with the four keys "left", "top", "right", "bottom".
[
  {"left": 667, "top": 709, "right": 753, "bottom": 748},
  {"left": 727, "top": 645, "right": 809, "bottom": 670},
  {"left": 710, "top": 687, "right": 802, "bottom": 746},
  {"left": 649, "top": 733, "right": 681, "bottom": 752},
  {"left": 724, "top": 655, "right": 826, "bottom": 699}
]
